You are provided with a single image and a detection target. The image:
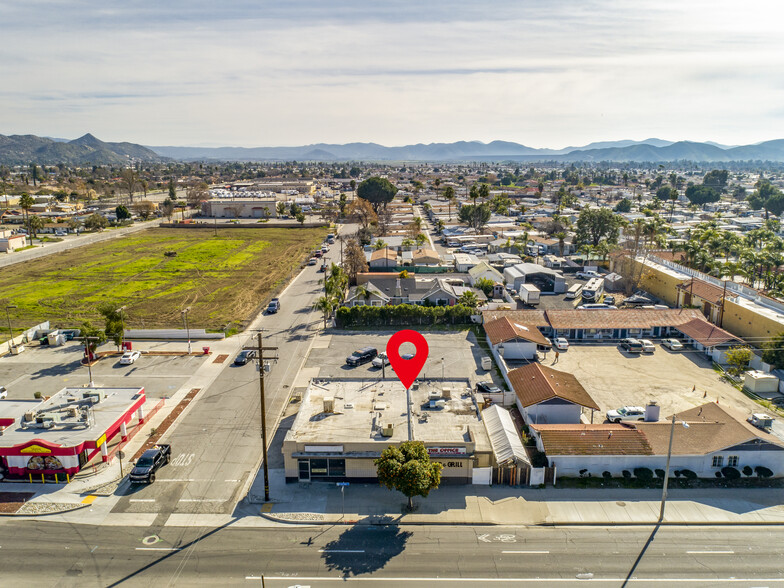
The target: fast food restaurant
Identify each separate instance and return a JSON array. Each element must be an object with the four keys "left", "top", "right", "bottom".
[{"left": 0, "top": 387, "right": 146, "bottom": 481}]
